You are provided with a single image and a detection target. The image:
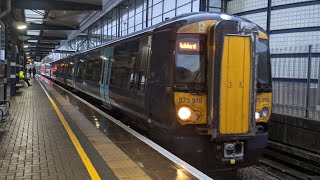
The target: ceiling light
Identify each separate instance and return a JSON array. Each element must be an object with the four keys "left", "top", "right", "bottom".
[
  {"left": 17, "top": 24, "right": 27, "bottom": 30},
  {"left": 23, "top": 45, "right": 29, "bottom": 48}
]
